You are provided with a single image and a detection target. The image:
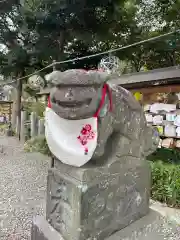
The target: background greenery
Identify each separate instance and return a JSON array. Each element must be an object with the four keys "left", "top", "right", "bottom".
[
  {"left": 150, "top": 159, "right": 180, "bottom": 208},
  {"left": 148, "top": 148, "right": 180, "bottom": 208},
  {"left": 1, "top": 0, "right": 180, "bottom": 78},
  {"left": 23, "top": 101, "right": 45, "bottom": 118},
  {"left": 24, "top": 136, "right": 51, "bottom": 156}
]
